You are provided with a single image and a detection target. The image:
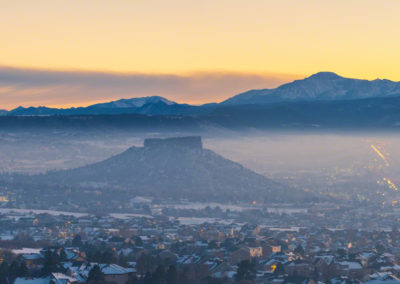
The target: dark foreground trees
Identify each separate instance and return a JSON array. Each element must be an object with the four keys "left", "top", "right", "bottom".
[{"left": 88, "top": 265, "right": 105, "bottom": 283}]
